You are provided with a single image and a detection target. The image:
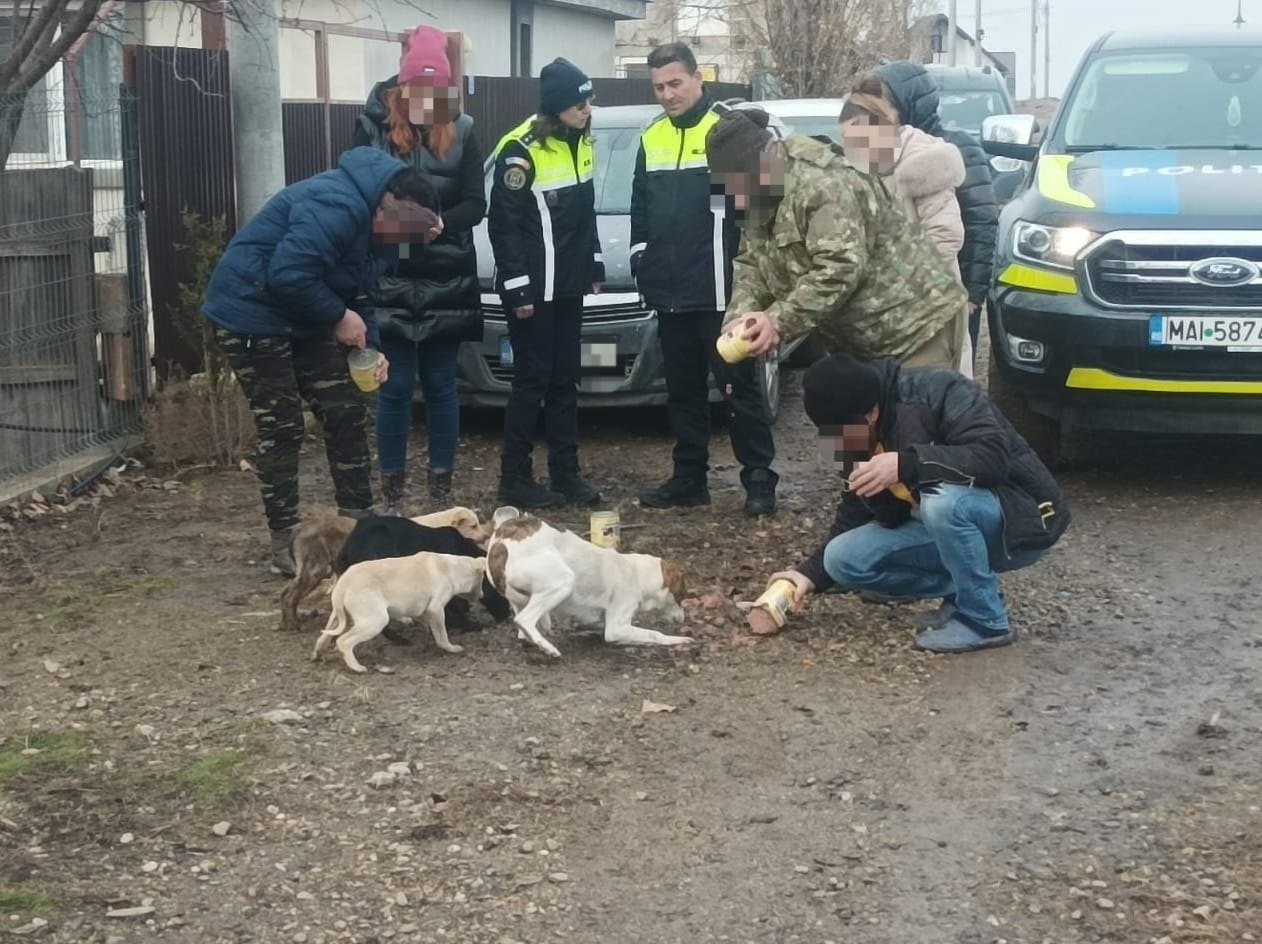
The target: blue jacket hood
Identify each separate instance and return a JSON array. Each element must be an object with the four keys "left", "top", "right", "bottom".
[{"left": 338, "top": 146, "right": 408, "bottom": 210}]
